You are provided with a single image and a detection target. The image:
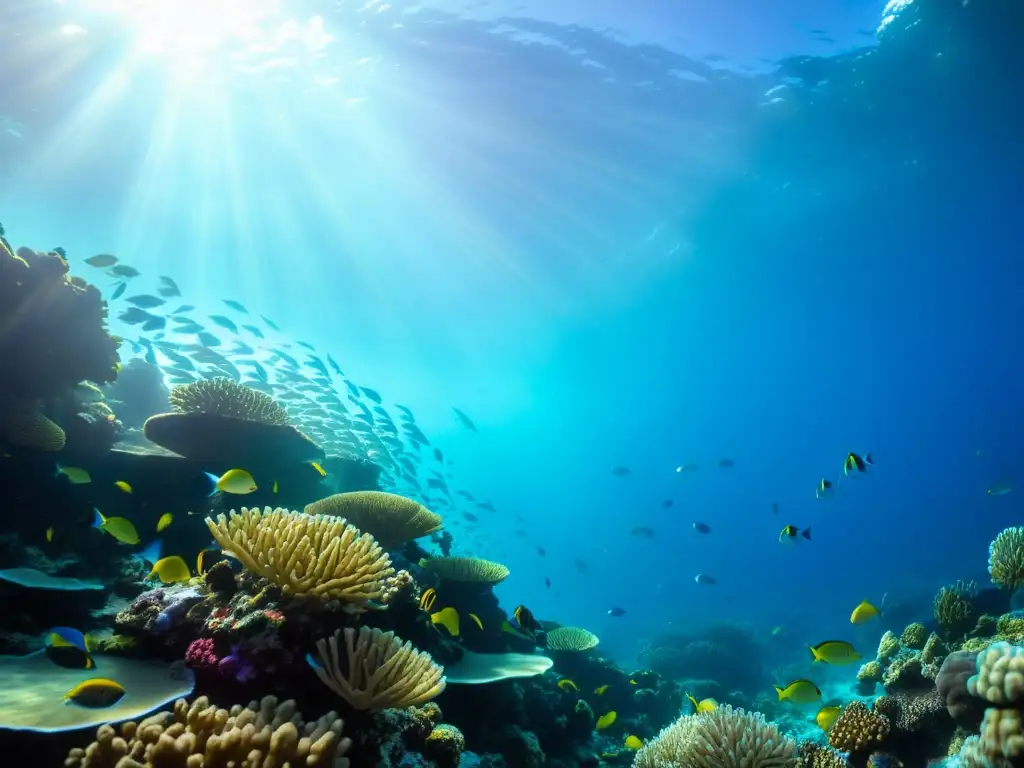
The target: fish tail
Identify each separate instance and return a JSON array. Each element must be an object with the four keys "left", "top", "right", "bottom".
[
  {"left": 809, "top": 645, "right": 820, "bottom": 662},
  {"left": 137, "top": 539, "right": 163, "bottom": 566},
  {"left": 203, "top": 472, "right": 220, "bottom": 496},
  {"left": 774, "top": 686, "right": 786, "bottom": 700},
  {"left": 802, "top": 527, "right": 812, "bottom": 540},
  {"left": 91, "top": 508, "right": 104, "bottom": 528}
]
